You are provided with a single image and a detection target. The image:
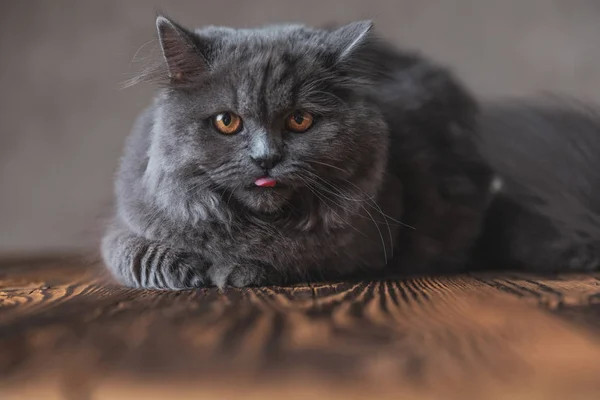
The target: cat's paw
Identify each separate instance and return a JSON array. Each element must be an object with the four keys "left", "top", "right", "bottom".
[
  {"left": 159, "top": 252, "right": 208, "bottom": 290},
  {"left": 227, "top": 263, "right": 267, "bottom": 288},
  {"left": 206, "top": 261, "right": 268, "bottom": 289}
]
